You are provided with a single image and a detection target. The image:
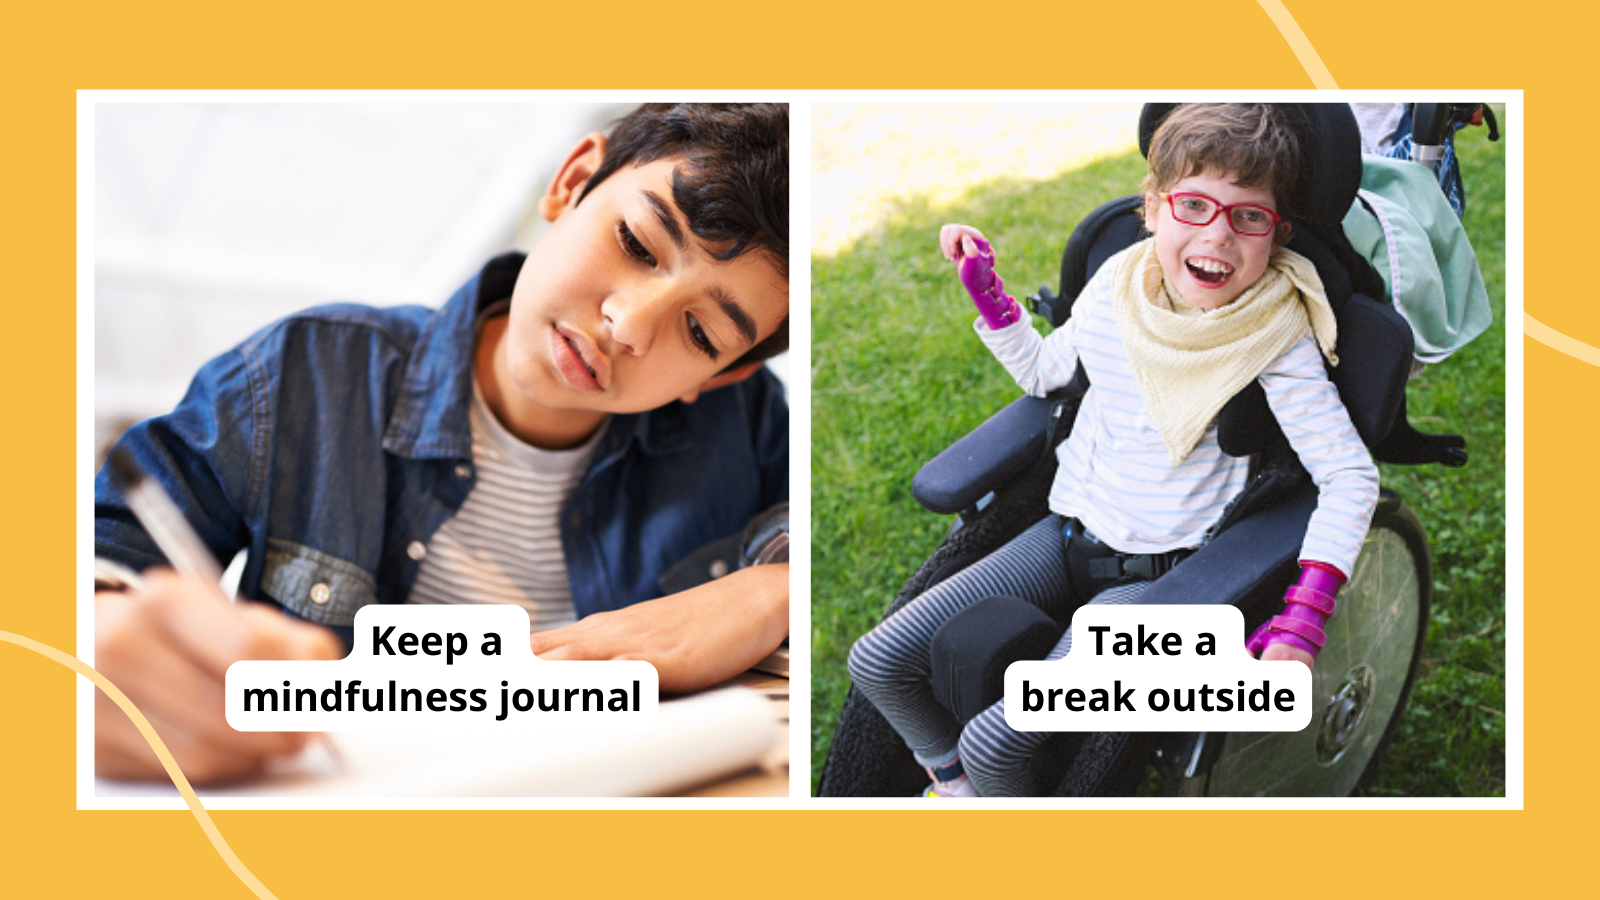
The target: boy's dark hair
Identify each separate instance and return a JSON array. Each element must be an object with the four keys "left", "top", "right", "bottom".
[
  {"left": 1142, "top": 104, "right": 1305, "bottom": 223},
  {"left": 579, "top": 103, "right": 789, "bottom": 371}
]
